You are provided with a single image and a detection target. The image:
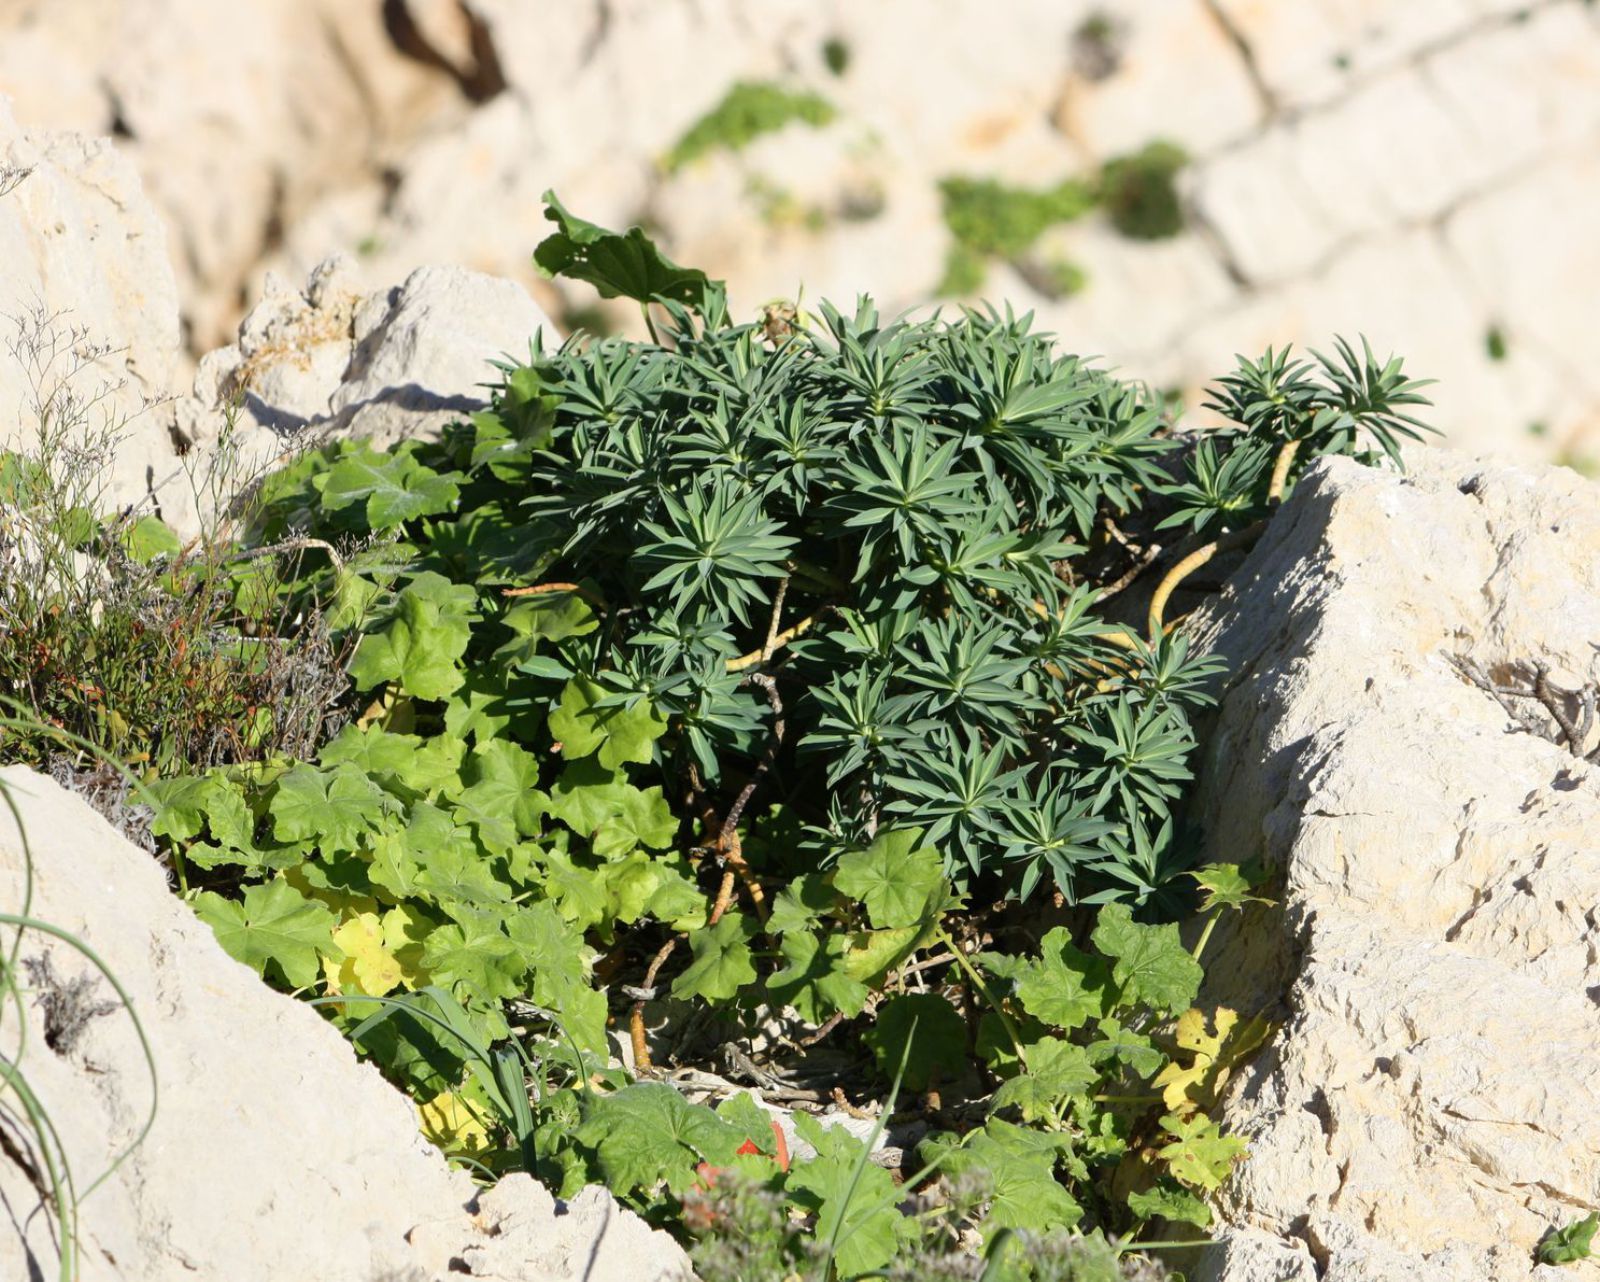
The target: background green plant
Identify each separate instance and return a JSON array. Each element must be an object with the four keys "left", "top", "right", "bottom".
[
  {"left": 1098, "top": 143, "right": 1187, "bottom": 242},
  {"left": 938, "top": 141, "right": 1193, "bottom": 296},
  {"left": 1538, "top": 1212, "right": 1598, "bottom": 1266},
  {"left": 665, "top": 81, "right": 837, "bottom": 174}
]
